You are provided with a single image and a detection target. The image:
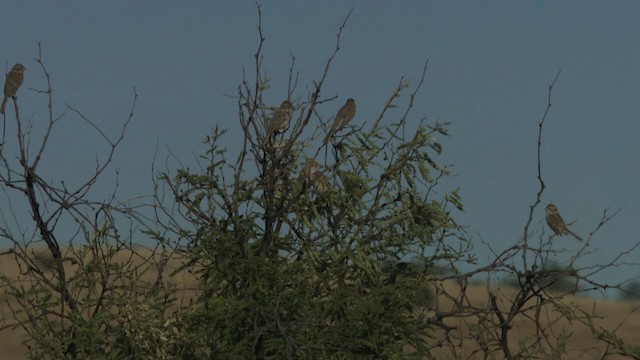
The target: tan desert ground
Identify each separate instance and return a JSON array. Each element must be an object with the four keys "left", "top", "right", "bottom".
[{"left": 0, "top": 248, "right": 637, "bottom": 359}]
